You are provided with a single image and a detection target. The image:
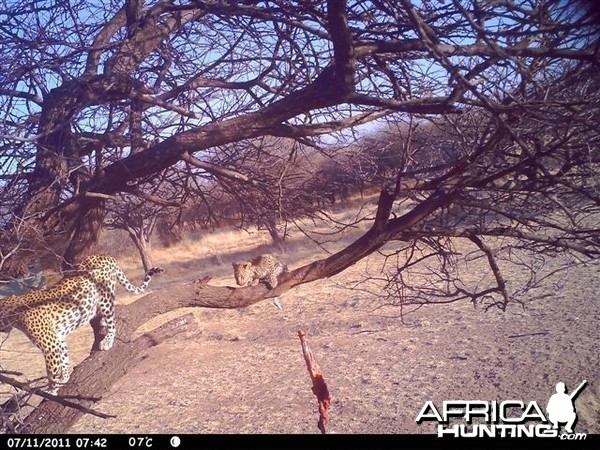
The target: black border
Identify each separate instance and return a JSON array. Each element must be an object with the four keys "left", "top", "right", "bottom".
[{"left": 1, "top": 434, "right": 599, "bottom": 450}]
